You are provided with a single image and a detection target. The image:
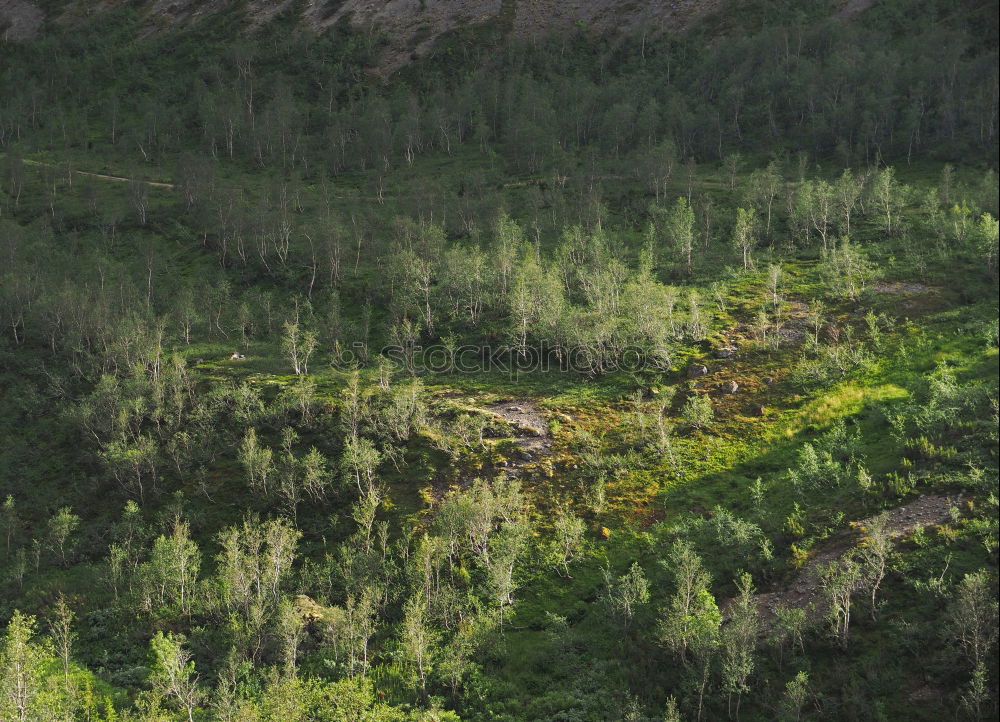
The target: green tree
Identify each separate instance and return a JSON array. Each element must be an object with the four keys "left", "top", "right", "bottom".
[
  {"left": 821, "top": 555, "right": 860, "bottom": 649},
  {"left": 0, "top": 611, "right": 53, "bottom": 722},
  {"left": 401, "top": 591, "right": 439, "bottom": 694},
  {"left": 602, "top": 561, "right": 650, "bottom": 633},
  {"left": 143, "top": 520, "right": 201, "bottom": 616},
  {"left": 807, "top": 179, "right": 834, "bottom": 252},
  {"left": 857, "top": 512, "right": 892, "bottom": 619},
  {"left": 275, "top": 596, "right": 306, "bottom": 677},
  {"left": 723, "top": 152, "right": 743, "bottom": 190},
  {"left": 149, "top": 631, "right": 202, "bottom": 722},
  {"left": 238, "top": 428, "right": 275, "bottom": 496},
  {"left": 820, "top": 238, "right": 875, "bottom": 300},
  {"left": 732, "top": 207, "right": 757, "bottom": 269},
  {"left": 746, "top": 161, "right": 781, "bottom": 237},
  {"left": 341, "top": 436, "right": 382, "bottom": 496},
  {"left": 779, "top": 671, "right": 810, "bottom": 722},
  {"left": 282, "top": 320, "right": 317, "bottom": 375},
  {"left": 721, "top": 572, "right": 760, "bottom": 719},
  {"left": 666, "top": 196, "right": 697, "bottom": 273},
  {"left": 871, "top": 166, "right": 903, "bottom": 236},
  {"left": 834, "top": 168, "right": 862, "bottom": 236},
  {"left": 47, "top": 507, "right": 80, "bottom": 567},
  {"left": 658, "top": 540, "right": 713, "bottom": 662},
  {"left": 48, "top": 594, "right": 76, "bottom": 683},
  {"left": 976, "top": 213, "right": 999, "bottom": 277},
  {"left": 946, "top": 570, "right": 998, "bottom": 711},
  {"left": 550, "top": 506, "right": 586, "bottom": 577},
  {"left": 1, "top": 495, "right": 17, "bottom": 556},
  {"left": 682, "top": 393, "right": 714, "bottom": 430}
]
